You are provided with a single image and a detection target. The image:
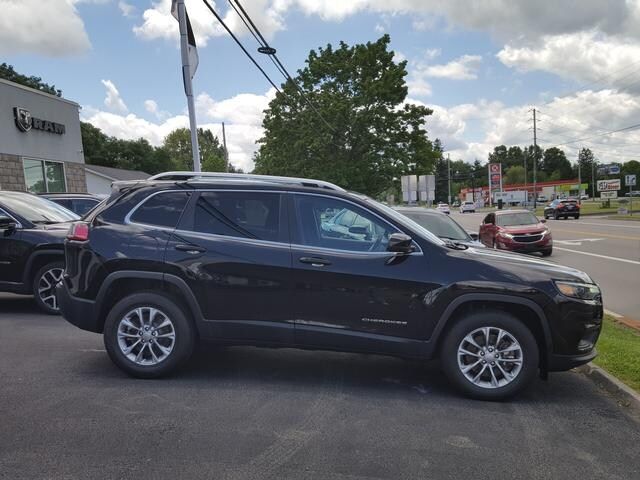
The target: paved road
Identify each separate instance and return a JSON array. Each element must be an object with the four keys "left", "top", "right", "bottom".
[
  {"left": 1, "top": 294, "right": 639, "bottom": 480},
  {"left": 450, "top": 211, "right": 640, "bottom": 320}
]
